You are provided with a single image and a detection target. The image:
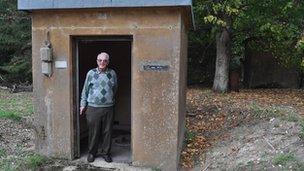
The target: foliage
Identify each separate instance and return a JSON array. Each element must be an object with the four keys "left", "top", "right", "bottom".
[
  {"left": 0, "top": 0, "right": 31, "bottom": 84},
  {"left": 188, "top": 25, "right": 216, "bottom": 85},
  {"left": 240, "top": 0, "right": 304, "bottom": 71},
  {"left": 191, "top": 0, "right": 304, "bottom": 85},
  {"left": 229, "top": 56, "right": 241, "bottom": 71},
  {"left": 0, "top": 55, "right": 32, "bottom": 83}
]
